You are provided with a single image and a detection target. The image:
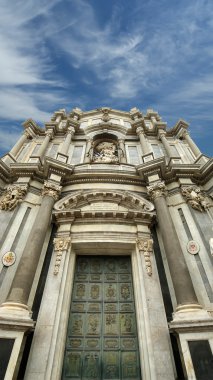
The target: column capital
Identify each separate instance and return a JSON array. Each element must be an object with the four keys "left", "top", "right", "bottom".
[
  {"left": 42, "top": 181, "right": 62, "bottom": 201},
  {"left": 147, "top": 181, "right": 167, "bottom": 200},
  {"left": 158, "top": 129, "right": 166, "bottom": 139},
  {"left": 136, "top": 126, "right": 145, "bottom": 136},
  {"left": 67, "top": 126, "right": 75, "bottom": 136},
  {"left": 23, "top": 130, "right": 32, "bottom": 139},
  {"left": 45, "top": 130, "right": 54, "bottom": 139},
  {"left": 181, "top": 130, "right": 189, "bottom": 138}
]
